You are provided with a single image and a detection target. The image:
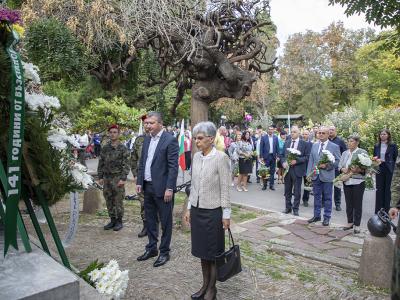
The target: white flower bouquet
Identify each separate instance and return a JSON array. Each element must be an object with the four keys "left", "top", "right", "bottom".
[
  {"left": 88, "top": 260, "right": 129, "bottom": 300},
  {"left": 319, "top": 150, "right": 335, "bottom": 167},
  {"left": 334, "top": 153, "right": 379, "bottom": 189},
  {"left": 287, "top": 148, "right": 301, "bottom": 162}
]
